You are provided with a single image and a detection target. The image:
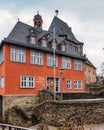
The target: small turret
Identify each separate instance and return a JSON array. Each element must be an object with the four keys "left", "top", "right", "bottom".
[{"left": 33, "top": 11, "right": 43, "bottom": 28}]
